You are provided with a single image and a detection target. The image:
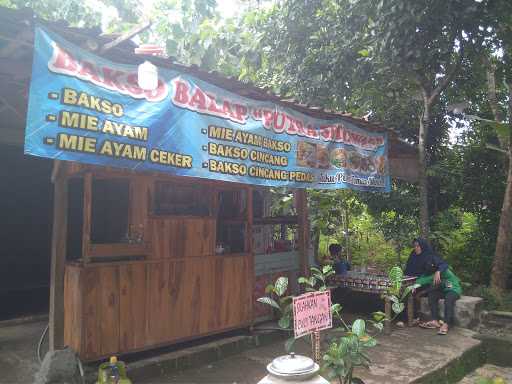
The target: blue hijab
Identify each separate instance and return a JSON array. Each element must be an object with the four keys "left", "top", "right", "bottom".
[{"left": 405, "top": 238, "right": 448, "bottom": 277}]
